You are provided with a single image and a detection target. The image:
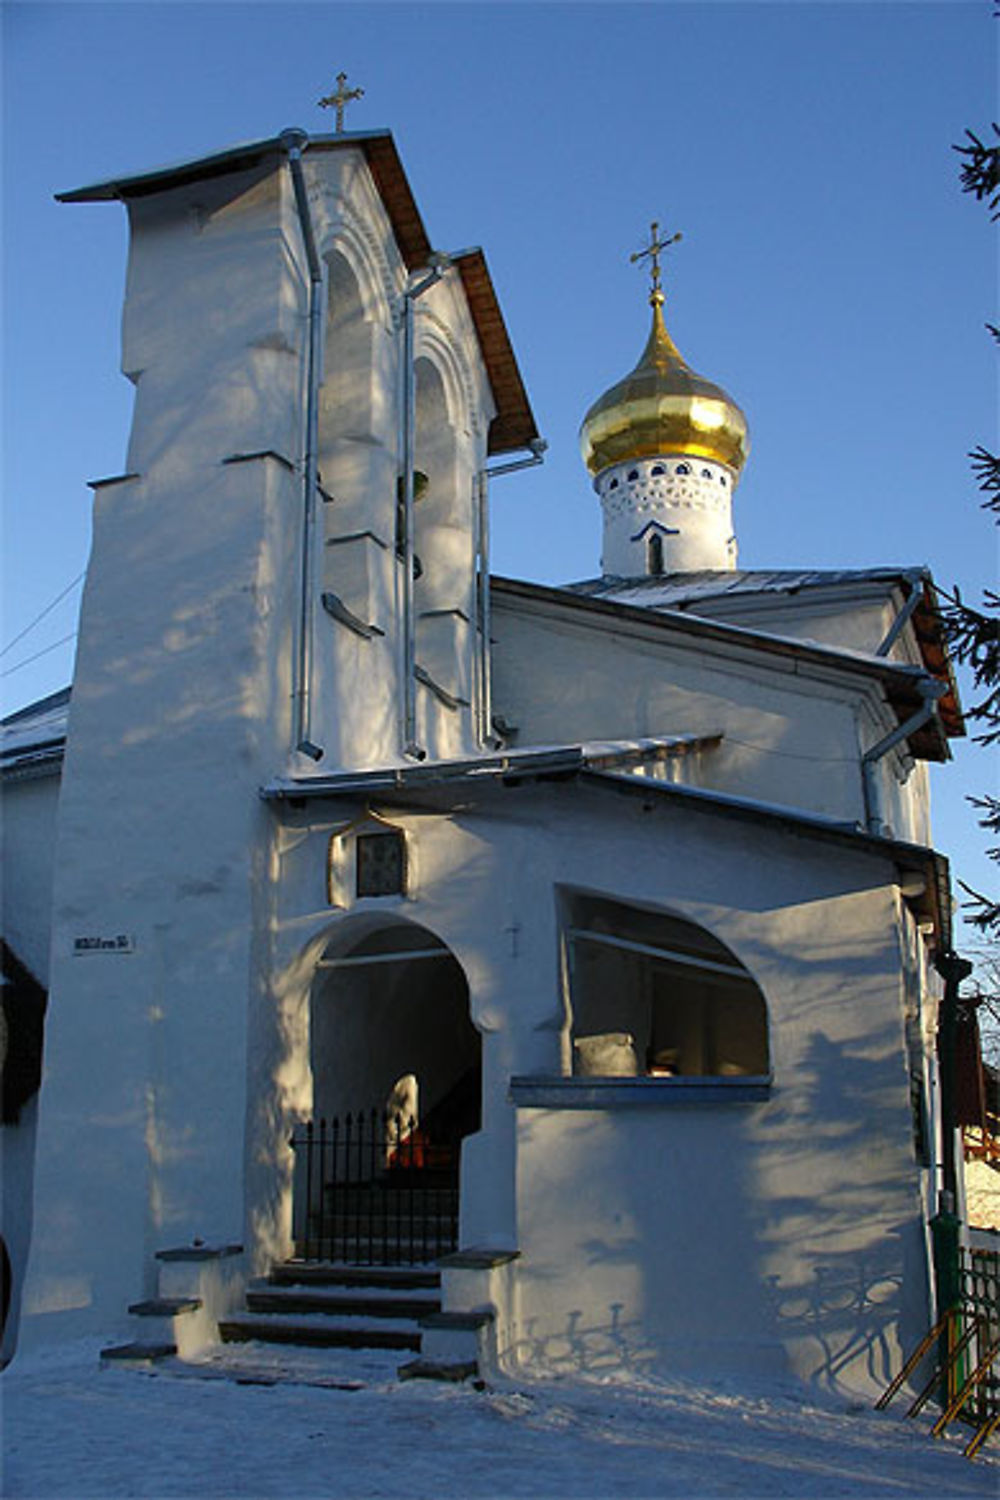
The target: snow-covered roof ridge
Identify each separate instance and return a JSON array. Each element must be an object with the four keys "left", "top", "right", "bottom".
[
  {"left": 1, "top": 687, "right": 70, "bottom": 779},
  {"left": 567, "top": 565, "right": 933, "bottom": 606}
]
